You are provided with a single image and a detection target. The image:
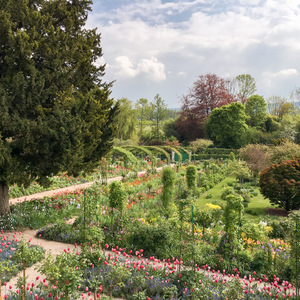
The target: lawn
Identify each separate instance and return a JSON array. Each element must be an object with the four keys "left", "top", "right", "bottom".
[{"left": 196, "top": 175, "right": 272, "bottom": 221}]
